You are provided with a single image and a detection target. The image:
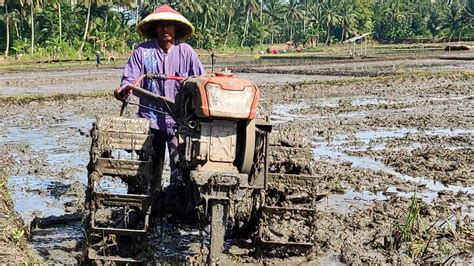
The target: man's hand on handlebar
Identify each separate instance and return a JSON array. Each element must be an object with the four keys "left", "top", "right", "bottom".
[
  {"left": 114, "top": 86, "right": 132, "bottom": 101},
  {"left": 114, "top": 75, "right": 185, "bottom": 101}
]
